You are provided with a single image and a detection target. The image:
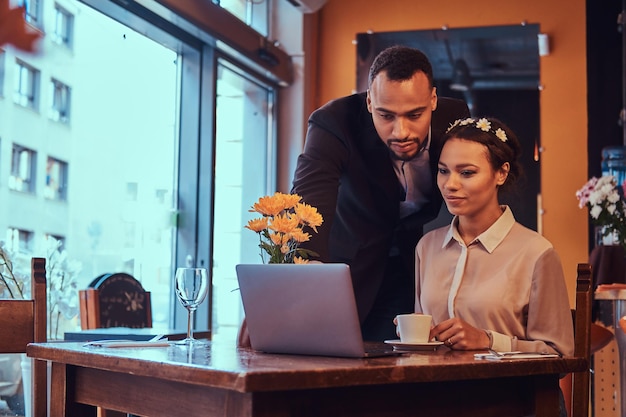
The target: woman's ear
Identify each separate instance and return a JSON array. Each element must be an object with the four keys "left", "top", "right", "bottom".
[{"left": 497, "top": 162, "right": 510, "bottom": 186}]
